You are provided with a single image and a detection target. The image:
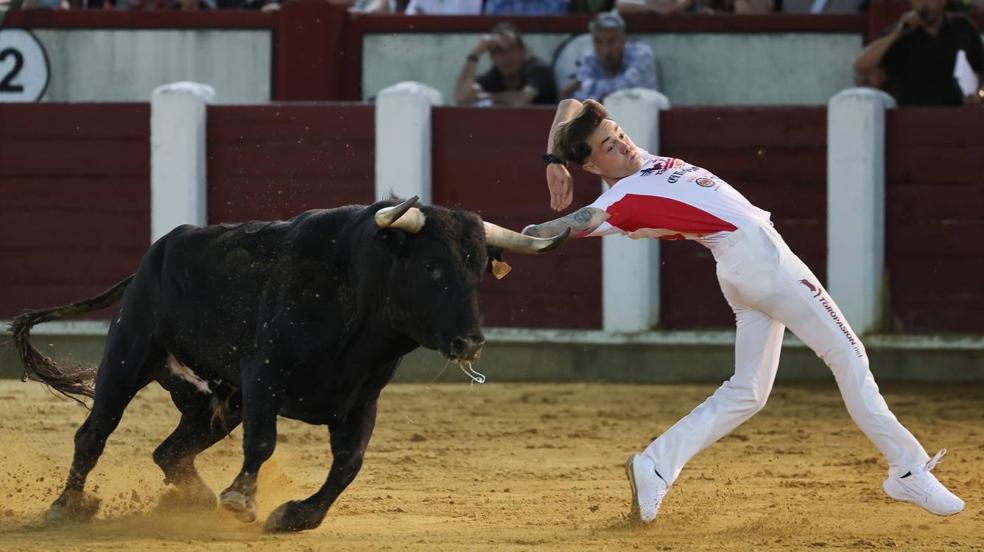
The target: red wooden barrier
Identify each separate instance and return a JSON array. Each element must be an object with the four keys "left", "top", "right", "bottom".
[
  {"left": 206, "top": 103, "right": 375, "bottom": 223},
  {"left": 885, "top": 107, "right": 984, "bottom": 334},
  {"left": 0, "top": 104, "right": 149, "bottom": 318},
  {"left": 659, "top": 107, "right": 828, "bottom": 329},
  {"left": 431, "top": 107, "right": 603, "bottom": 329}
]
